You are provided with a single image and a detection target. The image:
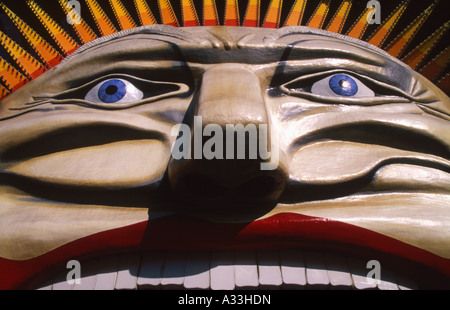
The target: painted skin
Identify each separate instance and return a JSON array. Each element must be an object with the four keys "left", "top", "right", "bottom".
[{"left": 0, "top": 26, "right": 449, "bottom": 289}]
